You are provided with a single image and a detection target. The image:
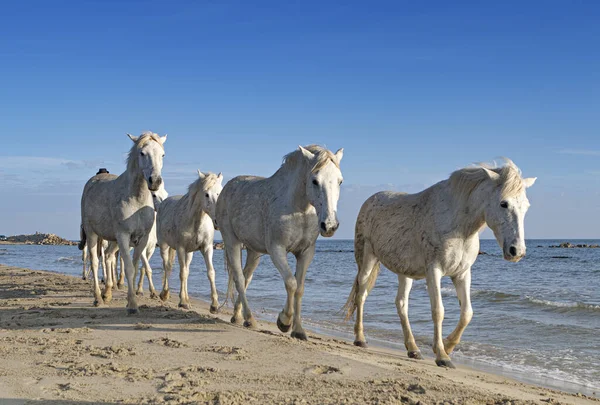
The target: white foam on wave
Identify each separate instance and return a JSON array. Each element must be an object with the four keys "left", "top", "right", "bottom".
[{"left": 525, "top": 296, "right": 600, "bottom": 311}]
